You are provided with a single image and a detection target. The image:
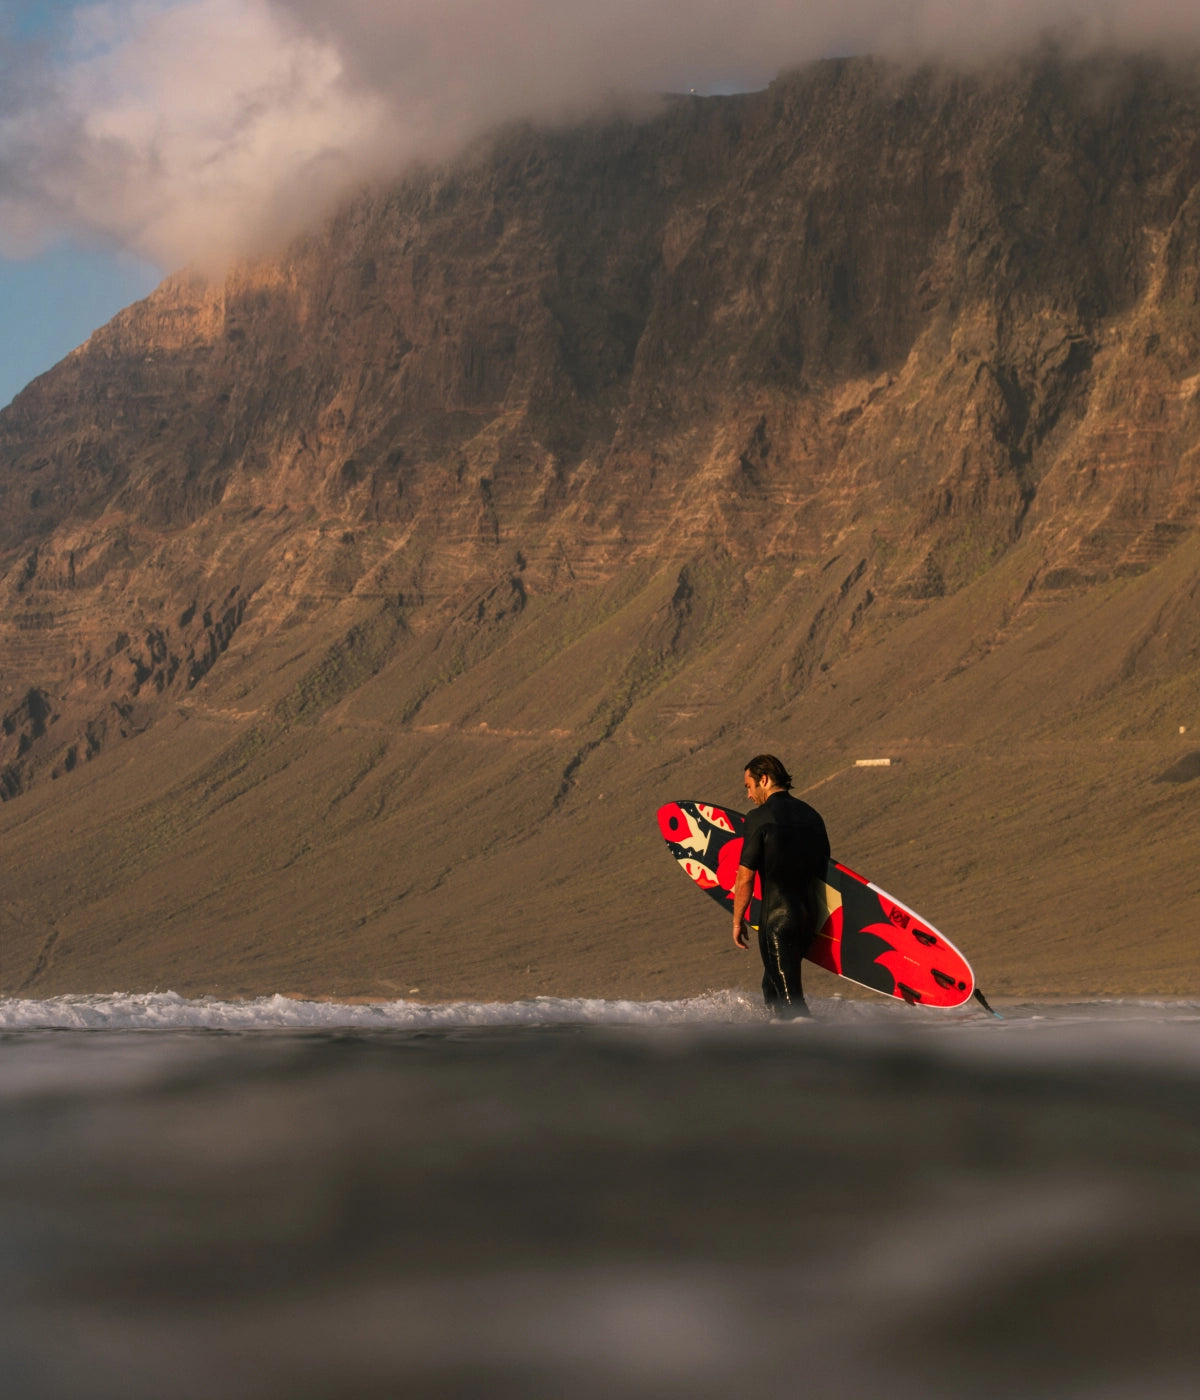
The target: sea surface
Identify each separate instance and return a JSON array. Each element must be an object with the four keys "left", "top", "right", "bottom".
[{"left": 3, "top": 991, "right": 1200, "bottom": 1399}]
